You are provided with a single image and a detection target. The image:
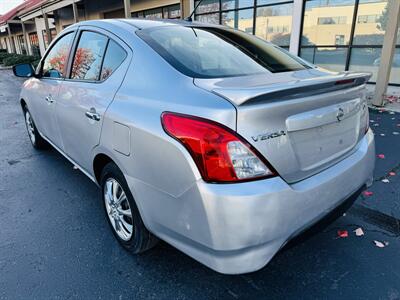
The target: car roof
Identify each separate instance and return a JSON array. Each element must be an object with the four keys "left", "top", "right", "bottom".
[{"left": 73, "top": 18, "right": 223, "bottom": 31}]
